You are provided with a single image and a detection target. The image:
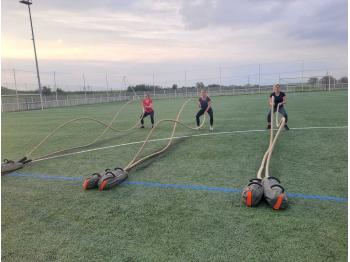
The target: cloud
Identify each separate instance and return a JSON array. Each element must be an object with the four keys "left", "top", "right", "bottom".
[
  {"left": 285, "top": 0, "right": 348, "bottom": 43},
  {"left": 1, "top": 0, "right": 347, "bottom": 87},
  {"left": 179, "top": 0, "right": 289, "bottom": 29},
  {"left": 179, "top": 0, "right": 347, "bottom": 43}
]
